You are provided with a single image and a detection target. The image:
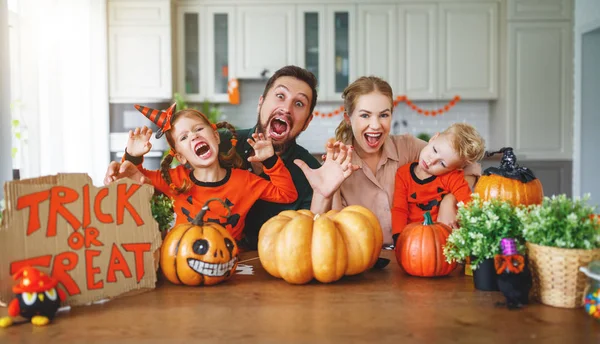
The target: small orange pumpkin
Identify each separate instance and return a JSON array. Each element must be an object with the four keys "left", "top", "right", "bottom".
[
  {"left": 160, "top": 198, "right": 239, "bottom": 286},
  {"left": 395, "top": 211, "right": 457, "bottom": 277},
  {"left": 258, "top": 206, "right": 383, "bottom": 284},
  {"left": 474, "top": 147, "right": 543, "bottom": 206}
]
